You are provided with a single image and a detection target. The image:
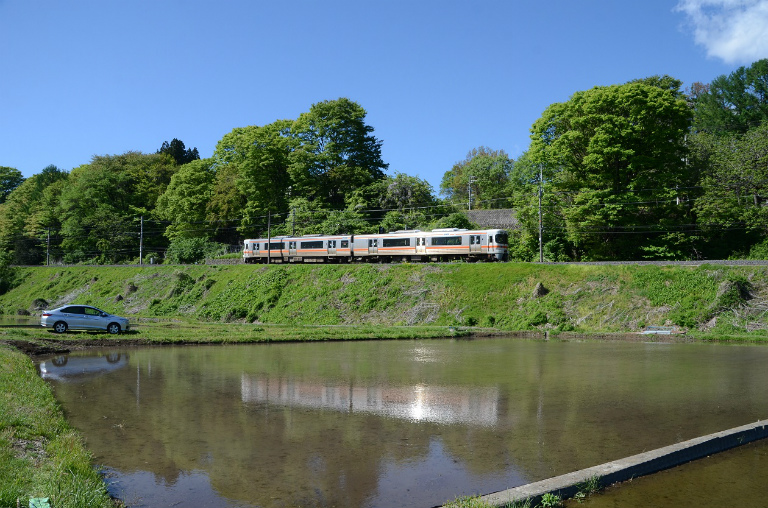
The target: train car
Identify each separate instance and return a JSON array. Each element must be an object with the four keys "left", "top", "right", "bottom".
[
  {"left": 243, "top": 228, "right": 508, "bottom": 264},
  {"left": 243, "top": 235, "right": 354, "bottom": 264}
]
